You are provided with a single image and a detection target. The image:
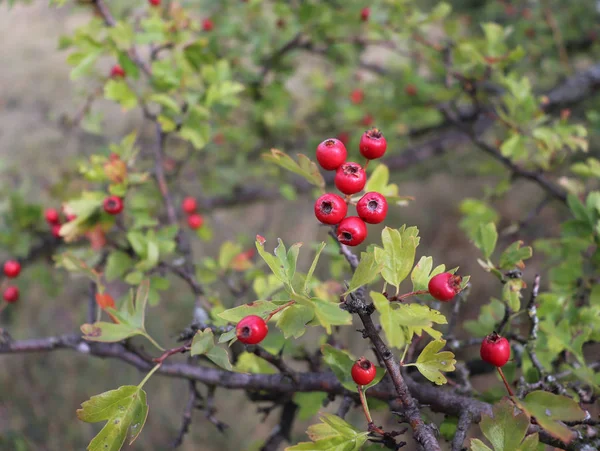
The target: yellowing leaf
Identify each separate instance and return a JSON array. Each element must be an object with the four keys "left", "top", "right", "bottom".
[{"left": 411, "top": 339, "right": 456, "bottom": 385}]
